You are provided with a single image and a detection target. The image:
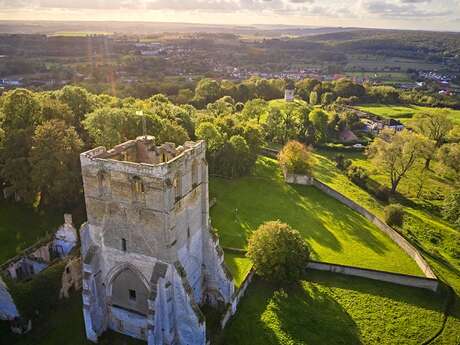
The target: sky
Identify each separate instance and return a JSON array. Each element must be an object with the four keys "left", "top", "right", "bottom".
[{"left": 0, "top": 0, "right": 459, "bottom": 32}]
